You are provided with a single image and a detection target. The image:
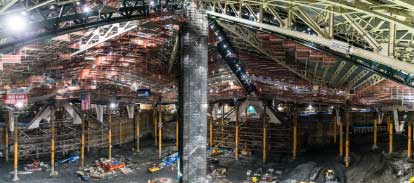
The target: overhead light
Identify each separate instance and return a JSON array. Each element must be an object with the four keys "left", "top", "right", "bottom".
[
  {"left": 109, "top": 102, "right": 117, "bottom": 109},
  {"left": 49, "top": 5, "right": 56, "bottom": 10},
  {"left": 15, "top": 101, "right": 25, "bottom": 110},
  {"left": 5, "top": 15, "right": 27, "bottom": 32},
  {"left": 76, "top": 1, "right": 81, "bottom": 5},
  {"left": 83, "top": 6, "right": 91, "bottom": 13},
  {"left": 150, "top": 1, "right": 155, "bottom": 6}
]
